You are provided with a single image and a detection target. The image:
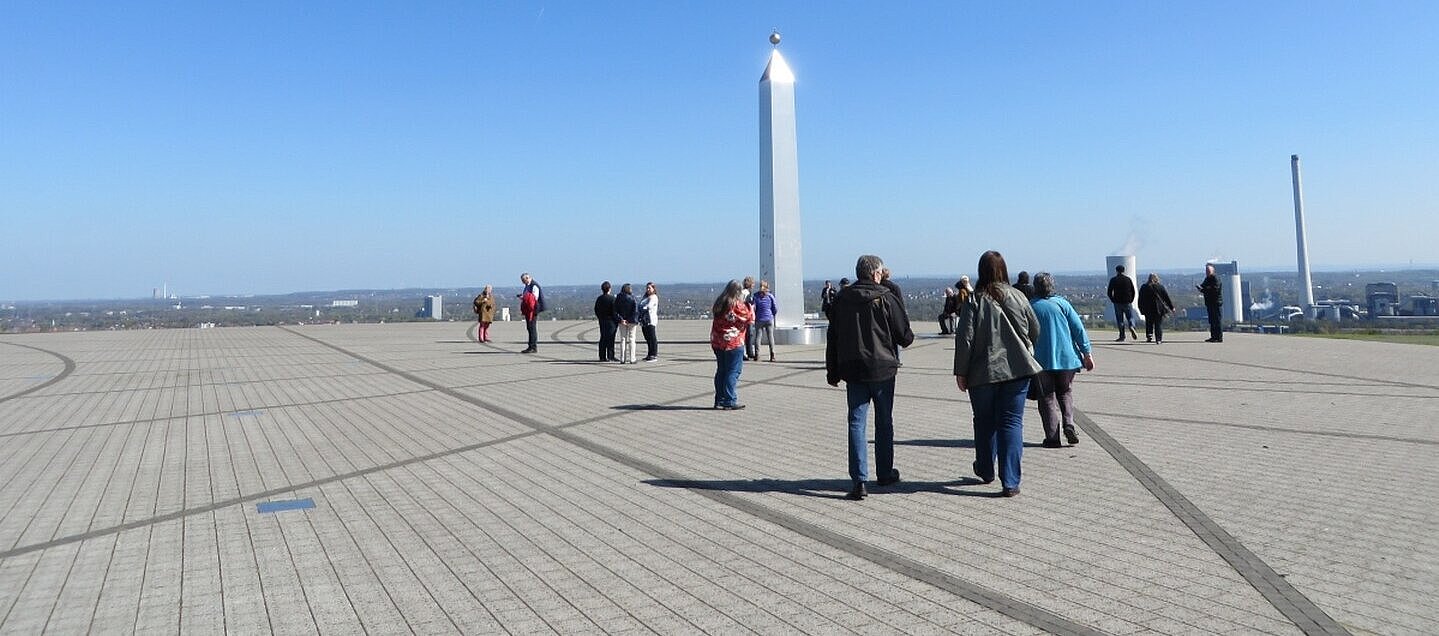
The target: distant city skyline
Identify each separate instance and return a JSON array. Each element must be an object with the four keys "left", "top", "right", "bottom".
[{"left": 3, "top": 2, "right": 1437, "bottom": 301}]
